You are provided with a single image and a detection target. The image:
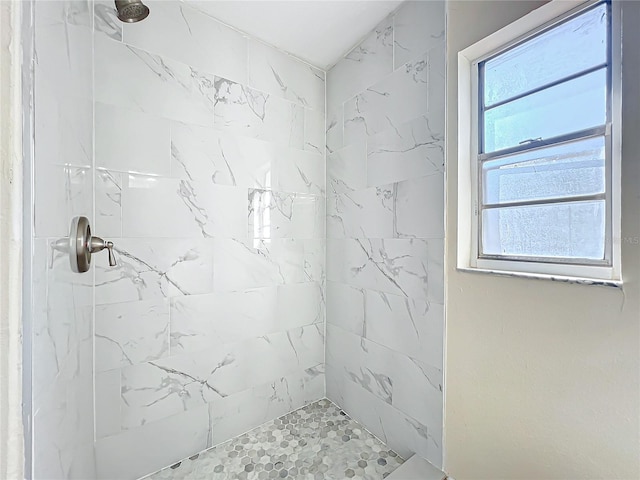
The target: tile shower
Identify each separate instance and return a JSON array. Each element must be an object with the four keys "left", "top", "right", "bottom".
[{"left": 28, "top": 0, "right": 445, "bottom": 479}]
